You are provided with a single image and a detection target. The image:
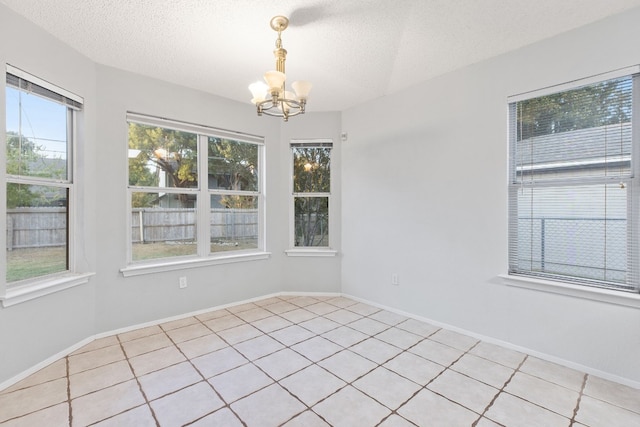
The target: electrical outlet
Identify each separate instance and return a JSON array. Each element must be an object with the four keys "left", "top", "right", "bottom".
[
  {"left": 179, "top": 277, "right": 187, "bottom": 289},
  {"left": 391, "top": 274, "right": 399, "bottom": 286}
]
